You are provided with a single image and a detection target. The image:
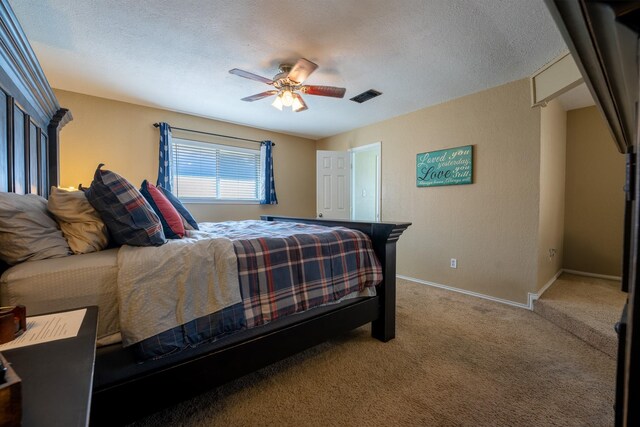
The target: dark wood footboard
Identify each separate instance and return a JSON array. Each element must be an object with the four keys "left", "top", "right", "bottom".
[{"left": 260, "top": 216, "right": 411, "bottom": 341}]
